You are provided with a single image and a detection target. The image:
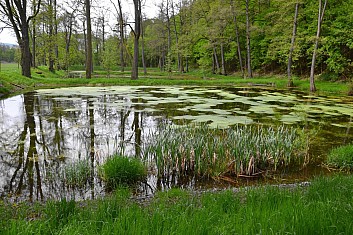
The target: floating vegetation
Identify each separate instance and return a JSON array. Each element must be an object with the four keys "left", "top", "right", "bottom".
[
  {"left": 62, "top": 159, "right": 91, "bottom": 188},
  {"left": 326, "top": 144, "right": 353, "bottom": 170},
  {"left": 99, "top": 155, "right": 147, "bottom": 190},
  {"left": 144, "top": 124, "right": 309, "bottom": 178}
]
